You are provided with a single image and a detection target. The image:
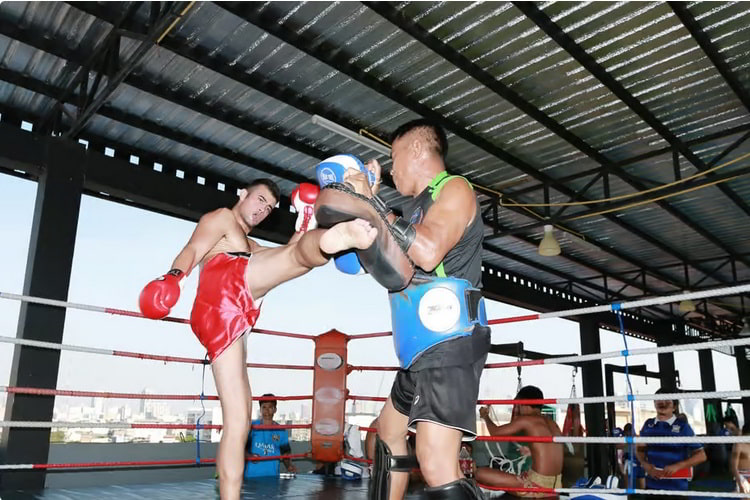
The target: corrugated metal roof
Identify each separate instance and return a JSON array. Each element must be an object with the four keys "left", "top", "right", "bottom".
[{"left": 0, "top": 0, "right": 748, "bottom": 335}]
